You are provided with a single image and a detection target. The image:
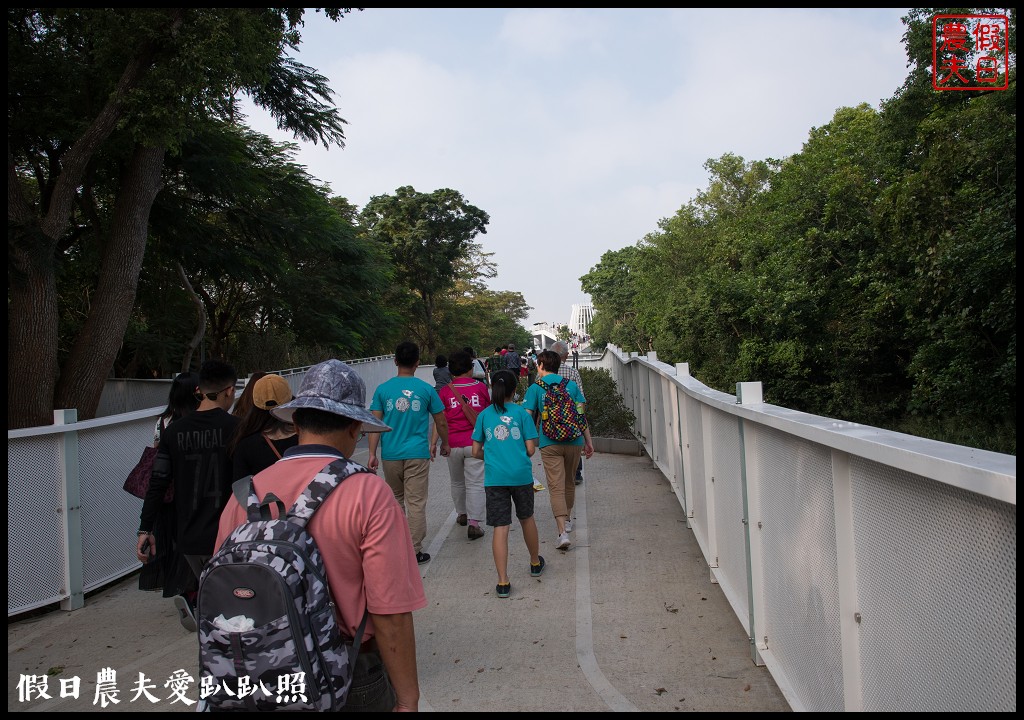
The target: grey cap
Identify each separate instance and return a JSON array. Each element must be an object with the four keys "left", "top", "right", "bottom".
[{"left": 270, "top": 359, "right": 391, "bottom": 433}]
